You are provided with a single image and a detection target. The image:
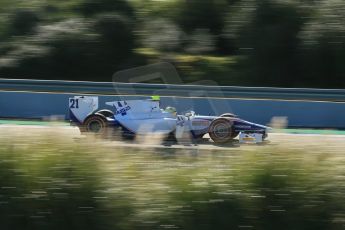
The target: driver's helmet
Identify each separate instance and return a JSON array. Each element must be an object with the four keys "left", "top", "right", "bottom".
[{"left": 164, "top": 106, "right": 177, "bottom": 116}]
